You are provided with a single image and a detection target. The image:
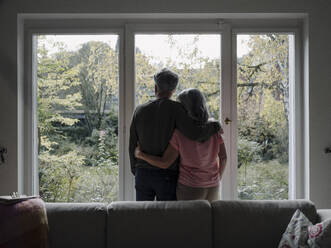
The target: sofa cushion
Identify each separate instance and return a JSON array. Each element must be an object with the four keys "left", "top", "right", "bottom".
[
  {"left": 317, "top": 209, "right": 331, "bottom": 222},
  {"left": 107, "top": 200, "right": 212, "bottom": 248},
  {"left": 212, "top": 200, "right": 317, "bottom": 248},
  {"left": 46, "top": 203, "right": 107, "bottom": 248}
]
